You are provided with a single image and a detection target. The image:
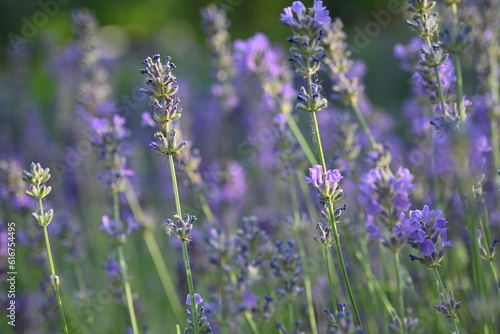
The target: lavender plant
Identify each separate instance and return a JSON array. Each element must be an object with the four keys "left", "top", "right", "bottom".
[
  {"left": 22, "top": 163, "right": 68, "bottom": 333},
  {"left": 281, "top": 0, "right": 362, "bottom": 326},
  {"left": 140, "top": 54, "right": 212, "bottom": 334}
]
